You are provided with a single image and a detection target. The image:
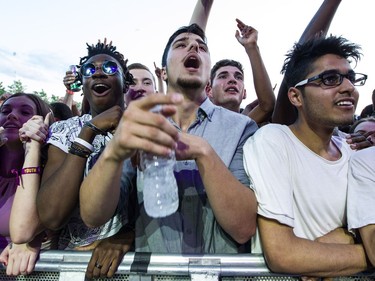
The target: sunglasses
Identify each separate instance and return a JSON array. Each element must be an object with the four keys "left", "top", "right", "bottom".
[{"left": 80, "top": 60, "right": 120, "bottom": 77}]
